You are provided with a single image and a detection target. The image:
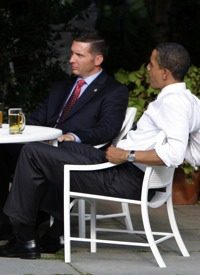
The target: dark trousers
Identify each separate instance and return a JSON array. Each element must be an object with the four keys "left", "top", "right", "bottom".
[
  {"left": 0, "top": 143, "right": 24, "bottom": 209},
  {"left": 4, "top": 141, "right": 144, "bottom": 226}
]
